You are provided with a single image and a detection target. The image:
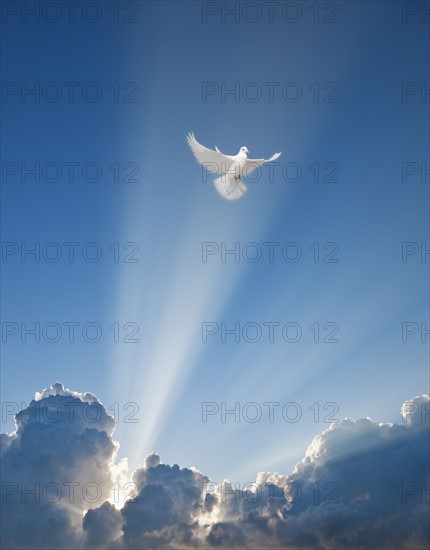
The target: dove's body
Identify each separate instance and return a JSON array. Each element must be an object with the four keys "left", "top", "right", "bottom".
[
  {"left": 228, "top": 152, "right": 247, "bottom": 181},
  {"left": 187, "top": 132, "right": 281, "bottom": 200}
]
